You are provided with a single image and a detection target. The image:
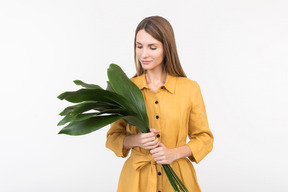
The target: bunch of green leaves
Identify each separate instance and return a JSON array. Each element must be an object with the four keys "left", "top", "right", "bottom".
[{"left": 57, "top": 63, "right": 189, "bottom": 192}]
